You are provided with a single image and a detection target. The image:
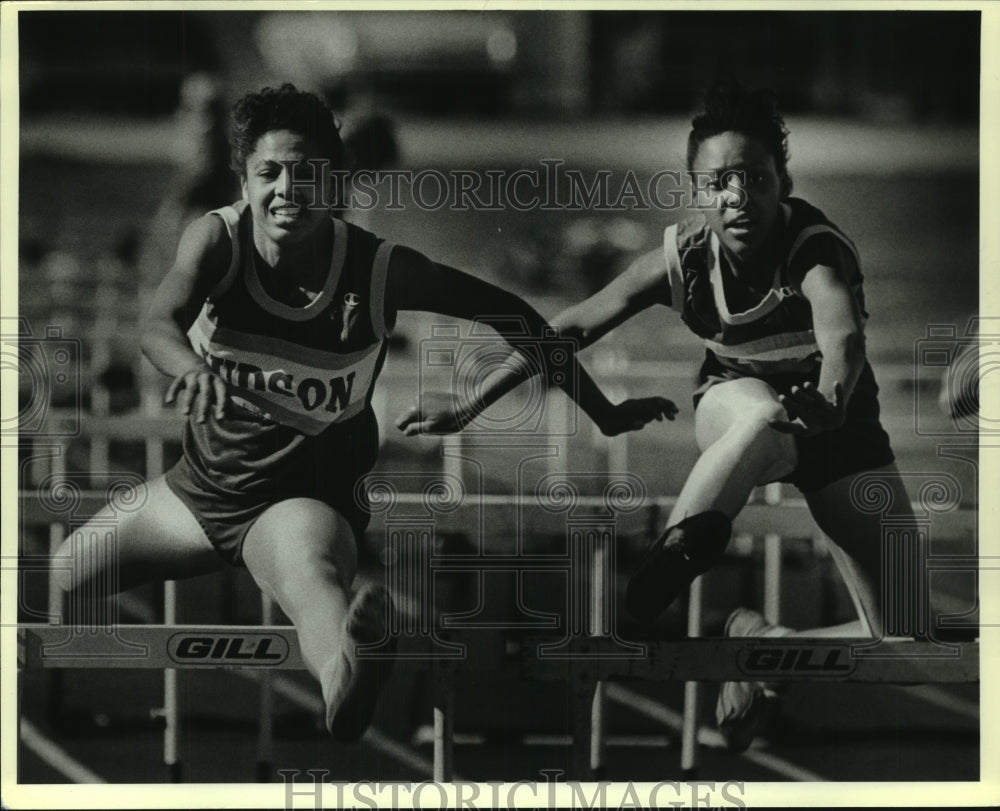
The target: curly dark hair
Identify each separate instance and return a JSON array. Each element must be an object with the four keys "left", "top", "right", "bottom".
[
  {"left": 686, "top": 80, "right": 792, "bottom": 198},
  {"left": 229, "top": 84, "right": 346, "bottom": 177}
]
